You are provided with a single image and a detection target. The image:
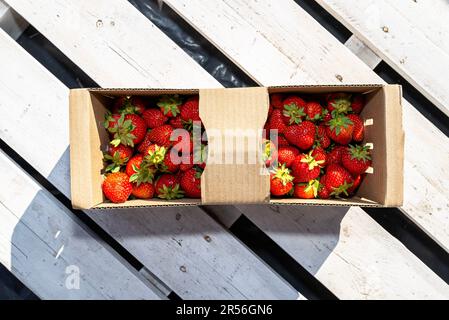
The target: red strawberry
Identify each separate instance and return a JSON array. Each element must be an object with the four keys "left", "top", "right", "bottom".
[
  {"left": 277, "top": 146, "right": 299, "bottom": 168},
  {"left": 263, "top": 139, "right": 278, "bottom": 167},
  {"left": 277, "top": 134, "right": 290, "bottom": 147},
  {"left": 318, "top": 175, "right": 331, "bottom": 199},
  {"left": 131, "top": 182, "right": 154, "bottom": 199},
  {"left": 157, "top": 94, "right": 182, "bottom": 117},
  {"left": 104, "top": 144, "right": 133, "bottom": 173},
  {"left": 159, "top": 148, "right": 180, "bottom": 173},
  {"left": 270, "top": 164, "right": 294, "bottom": 196},
  {"left": 137, "top": 131, "right": 152, "bottom": 155},
  {"left": 284, "top": 121, "right": 316, "bottom": 150},
  {"left": 154, "top": 174, "right": 184, "bottom": 199},
  {"left": 148, "top": 124, "right": 174, "bottom": 148},
  {"left": 282, "top": 96, "right": 306, "bottom": 124},
  {"left": 294, "top": 179, "right": 320, "bottom": 199},
  {"left": 146, "top": 144, "right": 167, "bottom": 165},
  {"left": 102, "top": 172, "right": 133, "bottom": 203},
  {"left": 311, "top": 146, "right": 327, "bottom": 167},
  {"left": 326, "top": 93, "right": 351, "bottom": 114},
  {"left": 180, "top": 96, "right": 200, "bottom": 122},
  {"left": 126, "top": 154, "right": 155, "bottom": 185},
  {"left": 315, "top": 124, "right": 331, "bottom": 149},
  {"left": 107, "top": 113, "right": 147, "bottom": 147},
  {"left": 351, "top": 94, "right": 365, "bottom": 114},
  {"left": 172, "top": 131, "right": 193, "bottom": 154},
  {"left": 104, "top": 113, "right": 121, "bottom": 131},
  {"left": 270, "top": 94, "right": 284, "bottom": 109},
  {"left": 268, "top": 104, "right": 274, "bottom": 117},
  {"left": 169, "top": 116, "right": 184, "bottom": 129},
  {"left": 291, "top": 152, "right": 324, "bottom": 183},
  {"left": 325, "top": 164, "right": 354, "bottom": 197},
  {"left": 347, "top": 114, "right": 364, "bottom": 142},
  {"left": 179, "top": 154, "right": 194, "bottom": 172},
  {"left": 327, "top": 145, "right": 346, "bottom": 166},
  {"left": 142, "top": 108, "right": 168, "bottom": 128},
  {"left": 341, "top": 145, "right": 372, "bottom": 176},
  {"left": 348, "top": 174, "right": 364, "bottom": 194},
  {"left": 305, "top": 102, "right": 323, "bottom": 122},
  {"left": 326, "top": 114, "right": 353, "bottom": 145},
  {"left": 112, "top": 96, "right": 146, "bottom": 115},
  {"left": 267, "top": 109, "right": 287, "bottom": 134},
  {"left": 180, "top": 168, "right": 202, "bottom": 198}
]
